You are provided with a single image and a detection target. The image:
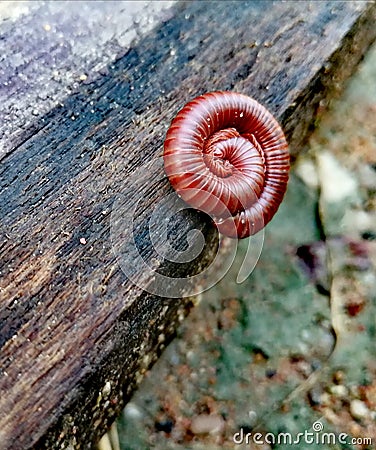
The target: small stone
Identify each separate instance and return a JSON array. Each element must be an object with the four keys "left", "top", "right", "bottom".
[
  {"left": 349, "top": 422, "right": 363, "bottom": 436},
  {"left": 350, "top": 399, "right": 370, "bottom": 420},
  {"left": 329, "top": 385, "right": 348, "bottom": 398},
  {"left": 308, "top": 387, "right": 323, "bottom": 406},
  {"left": 320, "top": 392, "right": 331, "bottom": 406},
  {"left": 190, "top": 414, "right": 225, "bottom": 435},
  {"left": 123, "top": 402, "right": 143, "bottom": 420},
  {"left": 295, "top": 158, "right": 319, "bottom": 189},
  {"left": 332, "top": 370, "right": 345, "bottom": 384},
  {"left": 317, "top": 151, "right": 358, "bottom": 202},
  {"left": 248, "top": 410, "right": 257, "bottom": 426}
]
